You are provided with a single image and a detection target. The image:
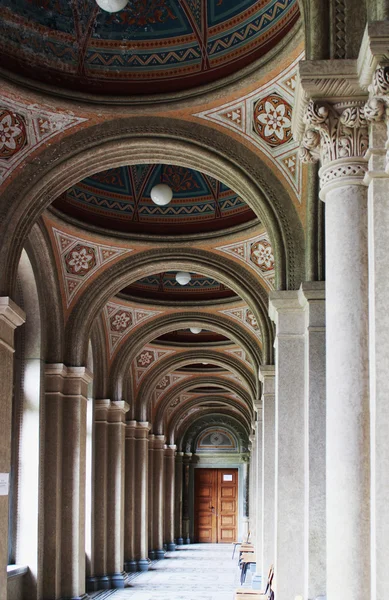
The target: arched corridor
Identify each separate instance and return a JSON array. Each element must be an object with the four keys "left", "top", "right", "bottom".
[{"left": 1, "top": 2, "right": 389, "bottom": 600}]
